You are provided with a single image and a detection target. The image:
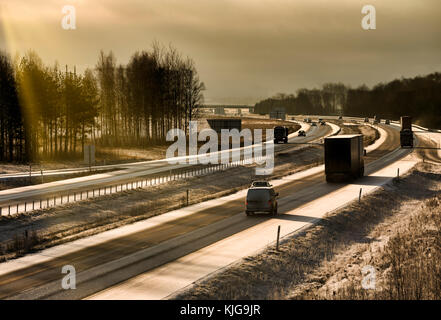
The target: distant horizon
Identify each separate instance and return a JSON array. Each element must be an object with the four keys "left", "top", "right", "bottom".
[
  {"left": 2, "top": 46, "right": 439, "bottom": 107},
  {"left": 2, "top": 46, "right": 440, "bottom": 105},
  {"left": 3, "top": 46, "right": 439, "bottom": 107},
  {"left": 2, "top": 0, "right": 440, "bottom": 105}
]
